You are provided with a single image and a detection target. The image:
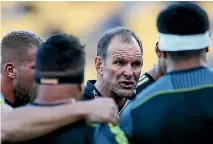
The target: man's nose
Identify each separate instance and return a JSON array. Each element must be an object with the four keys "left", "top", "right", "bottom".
[{"left": 123, "top": 64, "right": 134, "bottom": 79}]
